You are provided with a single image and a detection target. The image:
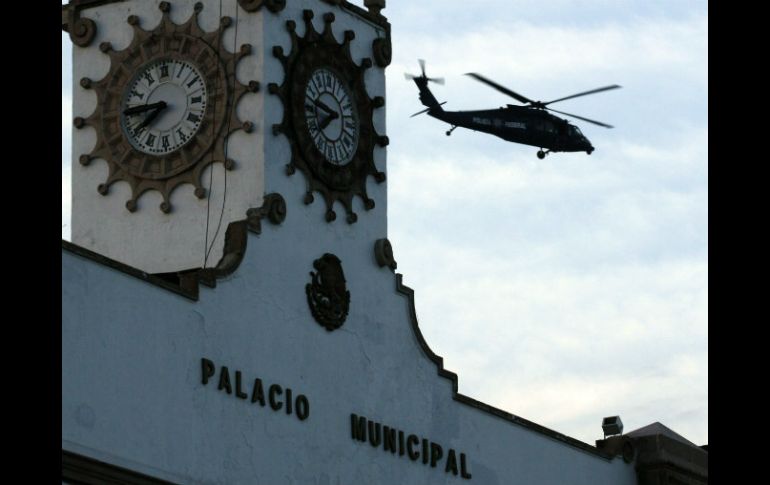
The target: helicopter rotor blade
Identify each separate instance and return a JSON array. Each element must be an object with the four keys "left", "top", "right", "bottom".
[
  {"left": 465, "top": 73, "right": 533, "bottom": 105},
  {"left": 546, "top": 108, "right": 614, "bottom": 128},
  {"left": 410, "top": 107, "right": 431, "bottom": 118},
  {"left": 405, "top": 73, "right": 418, "bottom": 80},
  {"left": 410, "top": 101, "right": 447, "bottom": 118},
  {"left": 544, "top": 85, "right": 622, "bottom": 106},
  {"left": 418, "top": 59, "right": 426, "bottom": 77},
  {"left": 427, "top": 77, "right": 445, "bottom": 85}
]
